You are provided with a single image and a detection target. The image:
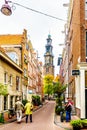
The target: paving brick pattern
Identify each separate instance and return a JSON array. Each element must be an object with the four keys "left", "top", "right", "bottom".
[{"left": 1, "top": 101, "right": 85, "bottom": 130}]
